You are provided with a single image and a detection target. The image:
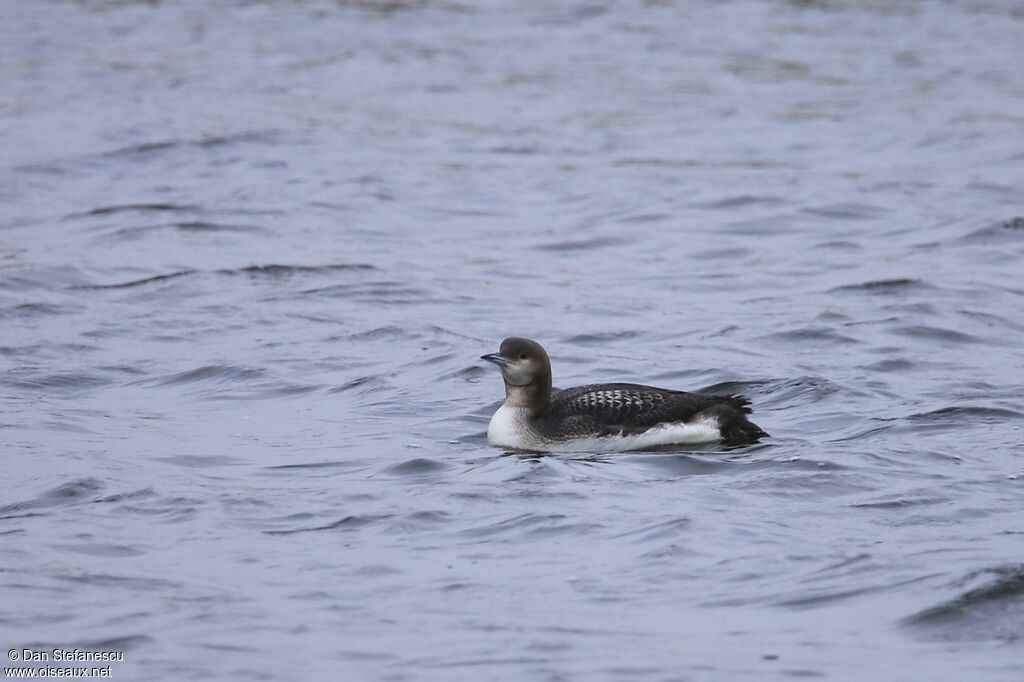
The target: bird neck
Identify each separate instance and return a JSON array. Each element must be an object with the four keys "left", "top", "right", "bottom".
[{"left": 504, "top": 377, "right": 551, "bottom": 415}]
